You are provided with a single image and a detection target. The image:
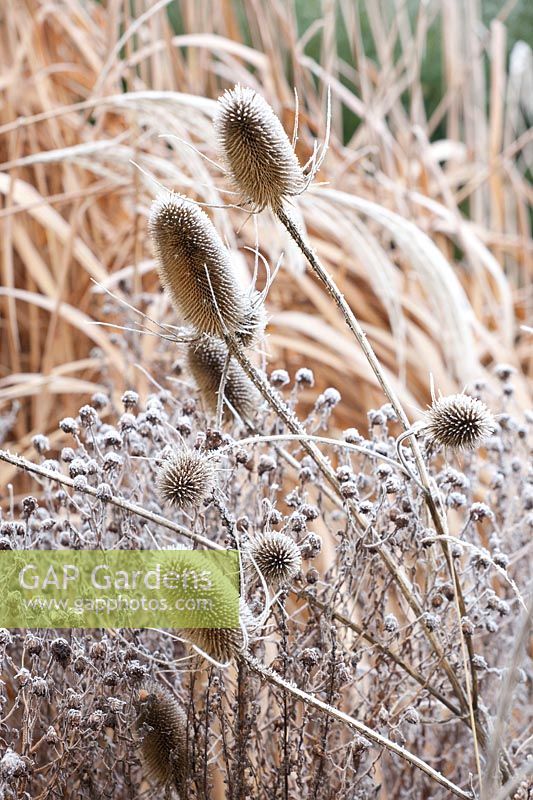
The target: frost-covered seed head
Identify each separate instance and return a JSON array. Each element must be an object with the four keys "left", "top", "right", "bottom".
[
  {"left": 214, "top": 85, "right": 305, "bottom": 211},
  {"left": 149, "top": 192, "right": 251, "bottom": 339},
  {"left": 187, "top": 335, "right": 260, "bottom": 421},
  {"left": 270, "top": 369, "right": 290, "bottom": 388},
  {"left": 423, "top": 394, "right": 495, "bottom": 450},
  {"left": 121, "top": 389, "right": 139, "bottom": 409},
  {"left": 78, "top": 404, "right": 98, "bottom": 427},
  {"left": 249, "top": 532, "right": 302, "bottom": 585},
  {"left": 295, "top": 367, "right": 314, "bottom": 387},
  {"left": 59, "top": 417, "right": 79, "bottom": 435},
  {"left": 156, "top": 448, "right": 214, "bottom": 509},
  {"left": 317, "top": 387, "right": 341, "bottom": 409},
  {"left": 137, "top": 684, "right": 187, "bottom": 794},
  {"left": 32, "top": 434, "right": 50, "bottom": 454}
]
